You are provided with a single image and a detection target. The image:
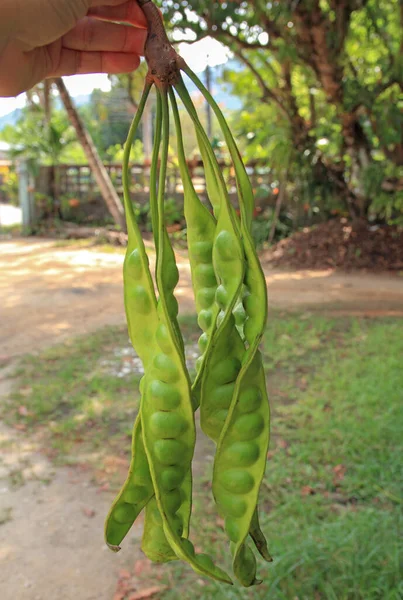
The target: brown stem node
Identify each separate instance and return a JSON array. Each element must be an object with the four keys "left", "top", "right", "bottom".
[{"left": 140, "top": 0, "right": 181, "bottom": 88}]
